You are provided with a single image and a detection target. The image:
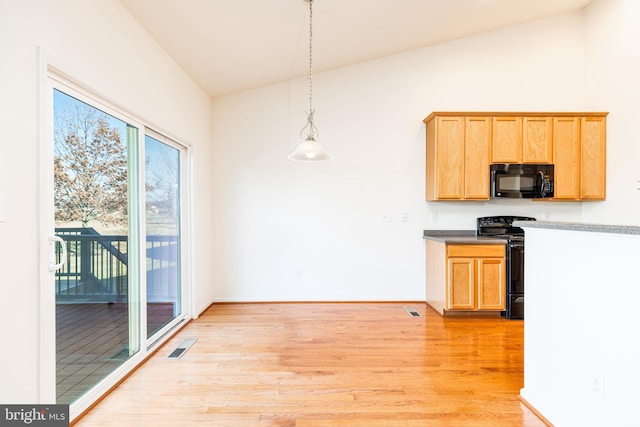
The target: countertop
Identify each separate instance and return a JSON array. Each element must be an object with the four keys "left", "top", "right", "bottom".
[
  {"left": 422, "top": 230, "right": 507, "bottom": 244},
  {"left": 513, "top": 220, "right": 640, "bottom": 235}
]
